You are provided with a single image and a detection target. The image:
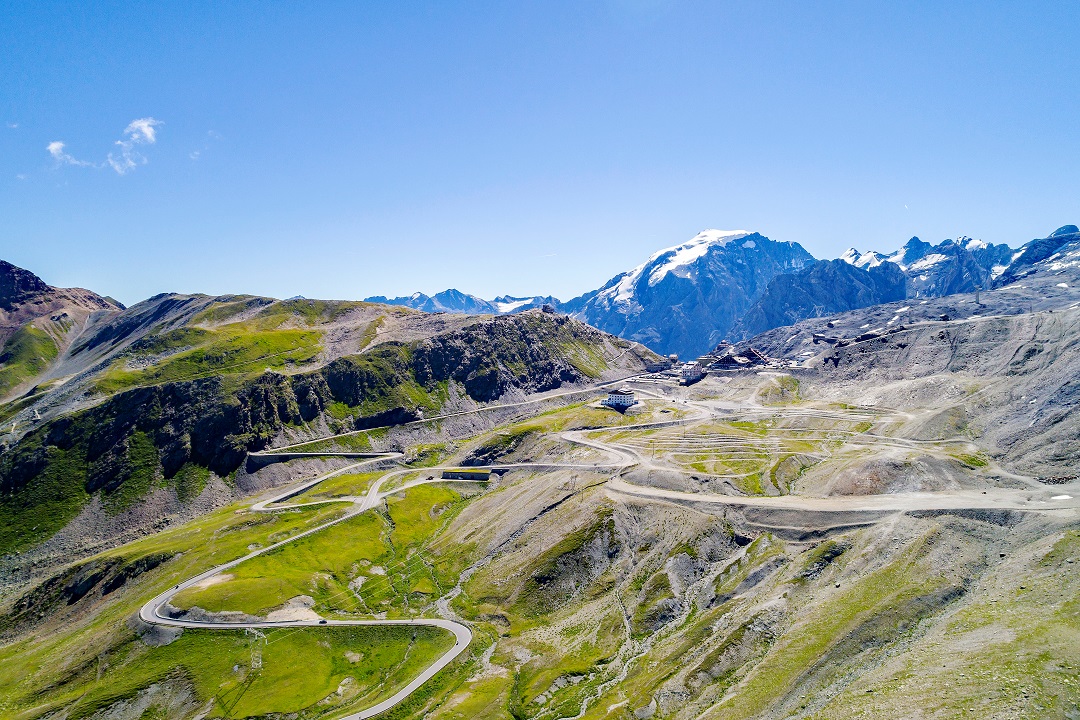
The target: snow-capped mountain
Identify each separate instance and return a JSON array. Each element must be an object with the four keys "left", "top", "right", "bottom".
[
  {"left": 838, "top": 247, "right": 888, "bottom": 269},
  {"left": 565, "top": 230, "right": 814, "bottom": 358},
  {"left": 364, "top": 289, "right": 497, "bottom": 314},
  {"left": 840, "top": 236, "right": 1014, "bottom": 297}
]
